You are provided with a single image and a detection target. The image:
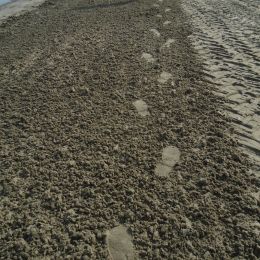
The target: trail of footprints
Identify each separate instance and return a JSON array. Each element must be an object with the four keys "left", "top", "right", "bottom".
[
  {"left": 182, "top": 0, "right": 260, "bottom": 174},
  {"left": 107, "top": 1, "right": 180, "bottom": 259},
  {"left": 108, "top": 0, "right": 260, "bottom": 257}
]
